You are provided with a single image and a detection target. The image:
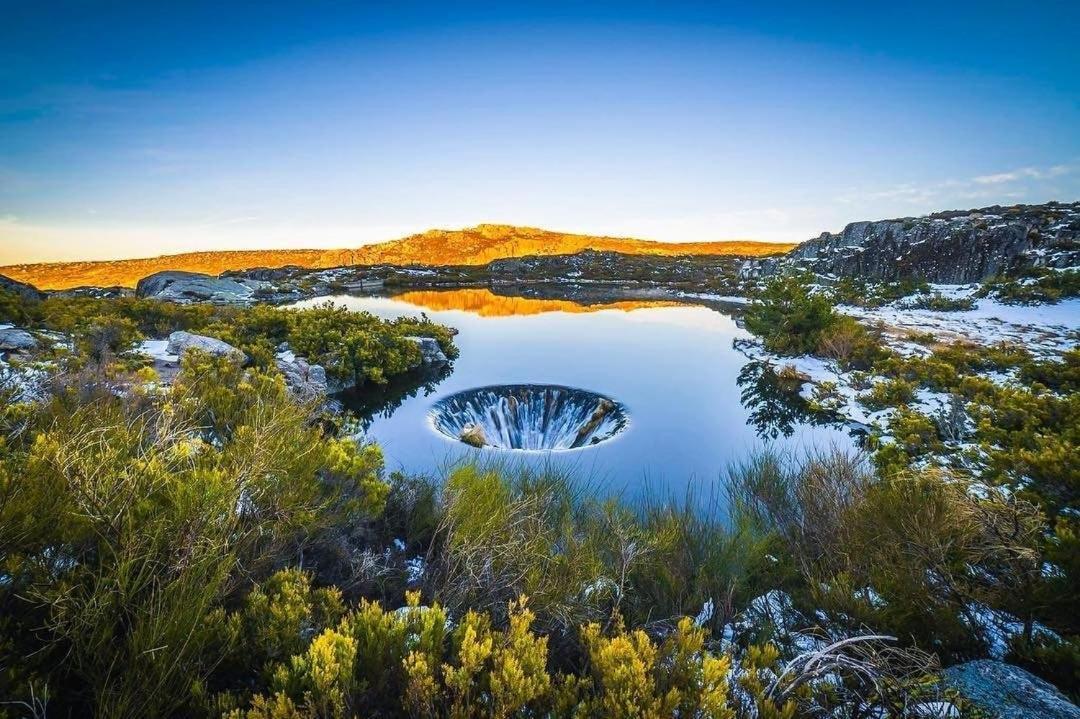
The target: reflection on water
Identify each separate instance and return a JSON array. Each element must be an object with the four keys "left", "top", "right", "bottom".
[
  {"left": 392, "top": 288, "right": 682, "bottom": 316},
  {"left": 736, "top": 361, "right": 838, "bottom": 440},
  {"left": 292, "top": 291, "right": 854, "bottom": 500},
  {"left": 337, "top": 364, "right": 452, "bottom": 430}
]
